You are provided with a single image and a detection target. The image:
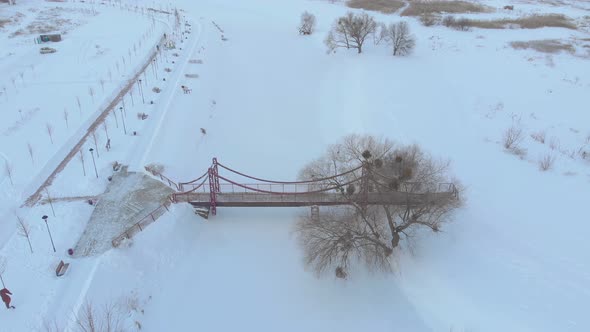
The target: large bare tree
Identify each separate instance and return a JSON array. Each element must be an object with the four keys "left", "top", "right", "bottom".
[
  {"left": 295, "top": 135, "right": 461, "bottom": 278},
  {"left": 384, "top": 21, "right": 416, "bottom": 56},
  {"left": 325, "top": 12, "right": 377, "bottom": 54}
]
